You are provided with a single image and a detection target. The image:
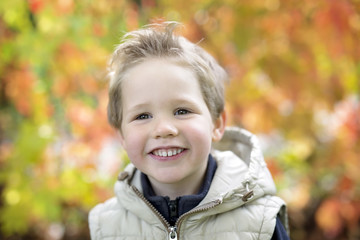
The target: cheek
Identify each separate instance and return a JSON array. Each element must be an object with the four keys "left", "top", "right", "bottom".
[
  {"left": 122, "top": 138, "right": 144, "bottom": 169},
  {"left": 121, "top": 131, "right": 144, "bottom": 156},
  {"left": 185, "top": 120, "right": 213, "bottom": 147}
]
